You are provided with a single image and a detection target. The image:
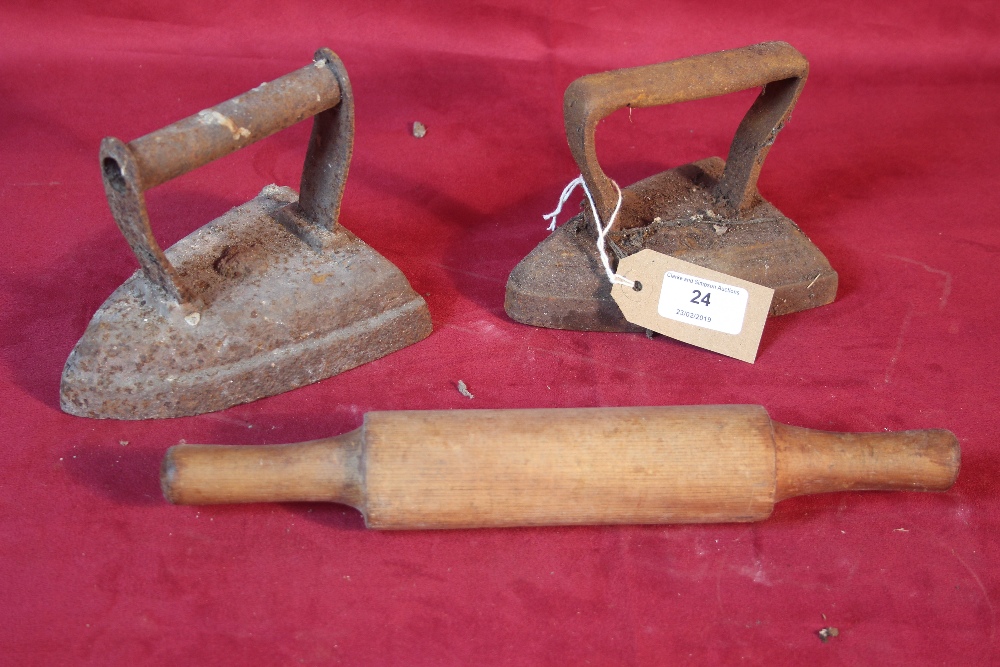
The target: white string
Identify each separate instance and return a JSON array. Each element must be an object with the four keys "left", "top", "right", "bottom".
[
  {"left": 542, "top": 175, "right": 584, "bottom": 231},
  {"left": 542, "top": 175, "right": 635, "bottom": 288}
]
